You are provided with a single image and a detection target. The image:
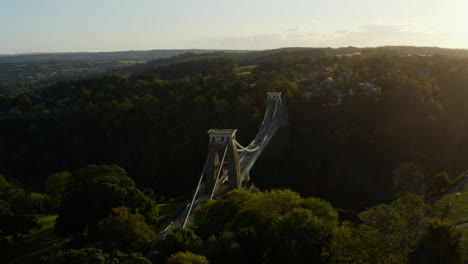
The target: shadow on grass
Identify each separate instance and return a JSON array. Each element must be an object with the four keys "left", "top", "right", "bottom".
[{"left": 10, "top": 214, "right": 70, "bottom": 264}]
